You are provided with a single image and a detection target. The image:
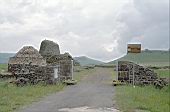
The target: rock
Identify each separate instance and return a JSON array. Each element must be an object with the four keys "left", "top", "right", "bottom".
[{"left": 39, "top": 39, "right": 60, "bottom": 58}]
